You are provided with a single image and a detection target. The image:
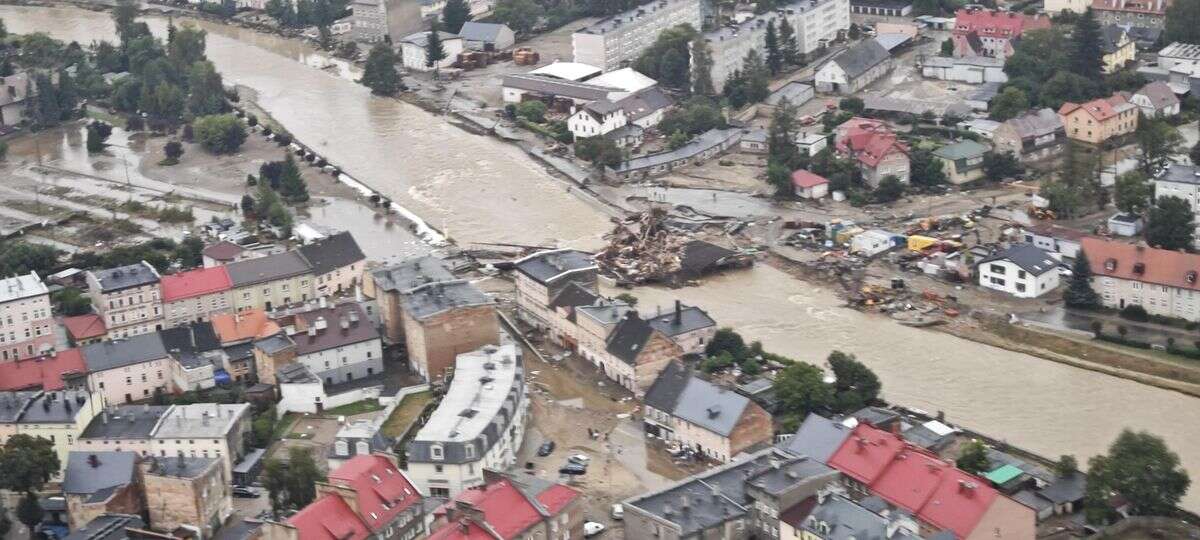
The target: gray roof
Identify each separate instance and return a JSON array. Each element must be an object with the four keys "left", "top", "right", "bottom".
[
  {"left": 81, "top": 405, "right": 170, "bottom": 440},
  {"left": 64, "top": 451, "right": 137, "bottom": 496},
  {"left": 403, "top": 280, "right": 493, "bottom": 320},
  {"left": 802, "top": 495, "right": 910, "bottom": 540},
  {"left": 765, "top": 81, "right": 815, "bottom": 107},
  {"left": 900, "top": 424, "right": 952, "bottom": 450},
  {"left": 372, "top": 256, "right": 455, "bottom": 292},
  {"left": 549, "top": 282, "right": 600, "bottom": 308},
  {"left": 225, "top": 251, "right": 313, "bottom": 287},
  {"left": 160, "top": 322, "right": 221, "bottom": 355},
  {"left": 501, "top": 74, "right": 618, "bottom": 101},
  {"left": 933, "top": 139, "right": 989, "bottom": 160},
  {"left": 831, "top": 40, "right": 890, "bottom": 79},
  {"left": 605, "top": 313, "right": 657, "bottom": 364},
  {"left": 613, "top": 128, "right": 744, "bottom": 173},
  {"left": 513, "top": 249, "right": 595, "bottom": 285},
  {"left": 576, "top": 299, "right": 633, "bottom": 326},
  {"left": 781, "top": 414, "right": 854, "bottom": 463},
  {"left": 457, "top": 21, "right": 510, "bottom": 42},
  {"left": 1039, "top": 473, "right": 1086, "bottom": 504},
  {"left": 1004, "top": 108, "right": 1063, "bottom": 139},
  {"left": 1136, "top": 81, "right": 1180, "bottom": 110},
  {"left": 0, "top": 391, "right": 39, "bottom": 423},
  {"left": 978, "top": 243, "right": 1058, "bottom": 276},
  {"left": 400, "top": 30, "right": 461, "bottom": 47},
  {"left": 584, "top": 99, "right": 621, "bottom": 116},
  {"left": 647, "top": 304, "right": 716, "bottom": 338},
  {"left": 673, "top": 377, "right": 752, "bottom": 437},
  {"left": 211, "top": 519, "right": 264, "bottom": 540},
  {"left": 90, "top": 261, "right": 159, "bottom": 293},
  {"left": 81, "top": 333, "right": 170, "bottom": 372},
  {"left": 922, "top": 55, "right": 1005, "bottom": 69},
  {"left": 850, "top": 406, "right": 899, "bottom": 428},
  {"left": 145, "top": 455, "right": 216, "bottom": 479},
  {"left": 153, "top": 403, "right": 250, "bottom": 440},
  {"left": 255, "top": 333, "right": 296, "bottom": 356},
  {"left": 1011, "top": 488, "right": 1054, "bottom": 512},
  {"left": 64, "top": 514, "right": 146, "bottom": 540},
  {"left": 1101, "top": 25, "right": 1128, "bottom": 53},
  {"left": 276, "top": 362, "right": 319, "bottom": 384},
  {"left": 298, "top": 232, "right": 365, "bottom": 276},
  {"left": 1158, "top": 163, "right": 1200, "bottom": 185},
  {"left": 0, "top": 272, "right": 49, "bottom": 304},
  {"left": 745, "top": 457, "right": 835, "bottom": 496},
  {"left": 13, "top": 390, "right": 92, "bottom": 424},
  {"left": 290, "top": 303, "right": 380, "bottom": 355},
  {"left": 643, "top": 361, "right": 690, "bottom": 413},
  {"left": 618, "top": 87, "right": 674, "bottom": 122}
]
